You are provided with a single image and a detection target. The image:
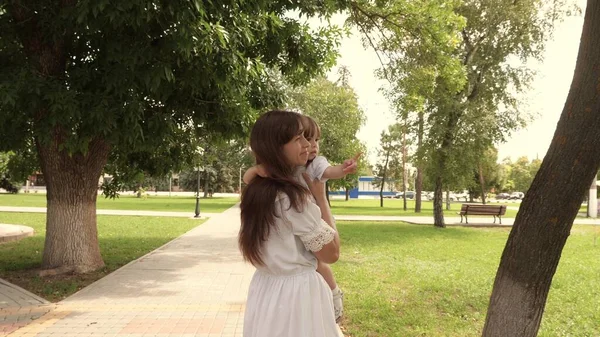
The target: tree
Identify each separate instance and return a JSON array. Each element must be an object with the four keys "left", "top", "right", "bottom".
[
  {"left": 460, "top": 147, "right": 501, "bottom": 203},
  {"left": 0, "top": 1, "right": 348, "bottom": 274},
  {"left": 373, "top": 124, "right": 403, "bottom": 207},
  {"left": 350, "top": 0, "right": 572, "bottom": 227},
  {"left": 484, "top": 0, "right": 600, "bottom": 334}
]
